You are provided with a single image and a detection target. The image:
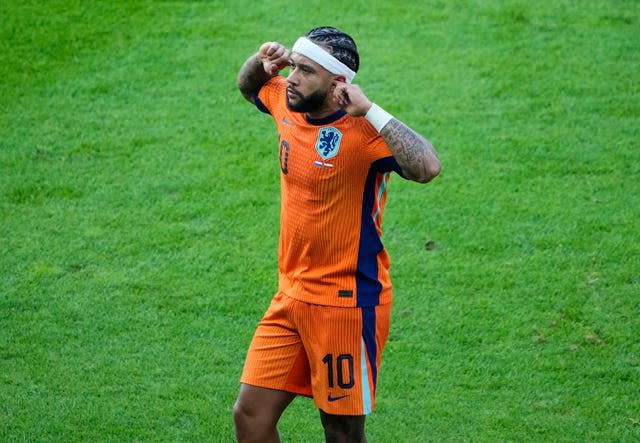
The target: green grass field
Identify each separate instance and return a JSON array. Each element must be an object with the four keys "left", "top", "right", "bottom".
[{"left": 1, "top": 0, "right": 638, "bottom": 441}]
